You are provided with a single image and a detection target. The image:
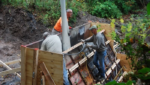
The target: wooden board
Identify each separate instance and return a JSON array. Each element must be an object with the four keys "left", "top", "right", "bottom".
[
  {"left": 79, "top": 63, "right": 93, "bottom": 85},
  {"left": 0, "top": 67, "right": 21, "bottom": 76},
  {"left": 117, "top": 53, "right": 132, "bottom": 72},
  {"left": 40, "top": 62, "right": 56, "bottom": 85},
  {"left": 0, "top": 59, "right": 21, "bottom": 67},
  {"left": 21, "top": 47, "right": 35, "bottom": 85},
  {"left": 37, "top": 50, "right": 63, "bottom": 85},
  {"left": 21, "top": 46, "right": 26, "bottom": 85},
  {"left": 25, "top": 47, "right": 35, "bottom": 85}
]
